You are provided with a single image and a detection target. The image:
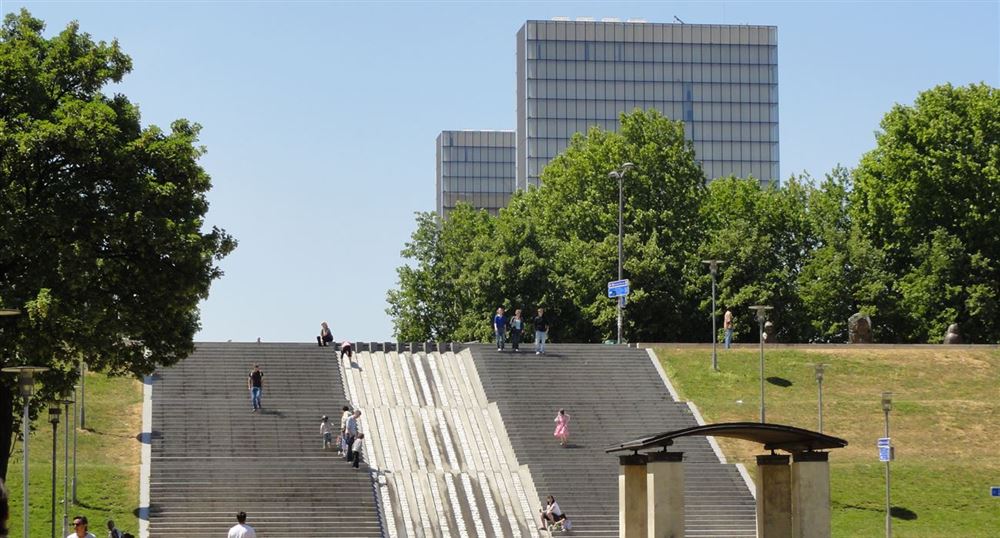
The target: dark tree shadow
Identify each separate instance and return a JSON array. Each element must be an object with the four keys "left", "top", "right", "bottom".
[
  {"left": 891, "top": 506, "right": 918, "bottom": 520},
  {"left": 258, "top": 408, "right": 285, "bottom": 418},
  {"left": 766, "top": 376, "right": 793, "bottom": 387}
]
